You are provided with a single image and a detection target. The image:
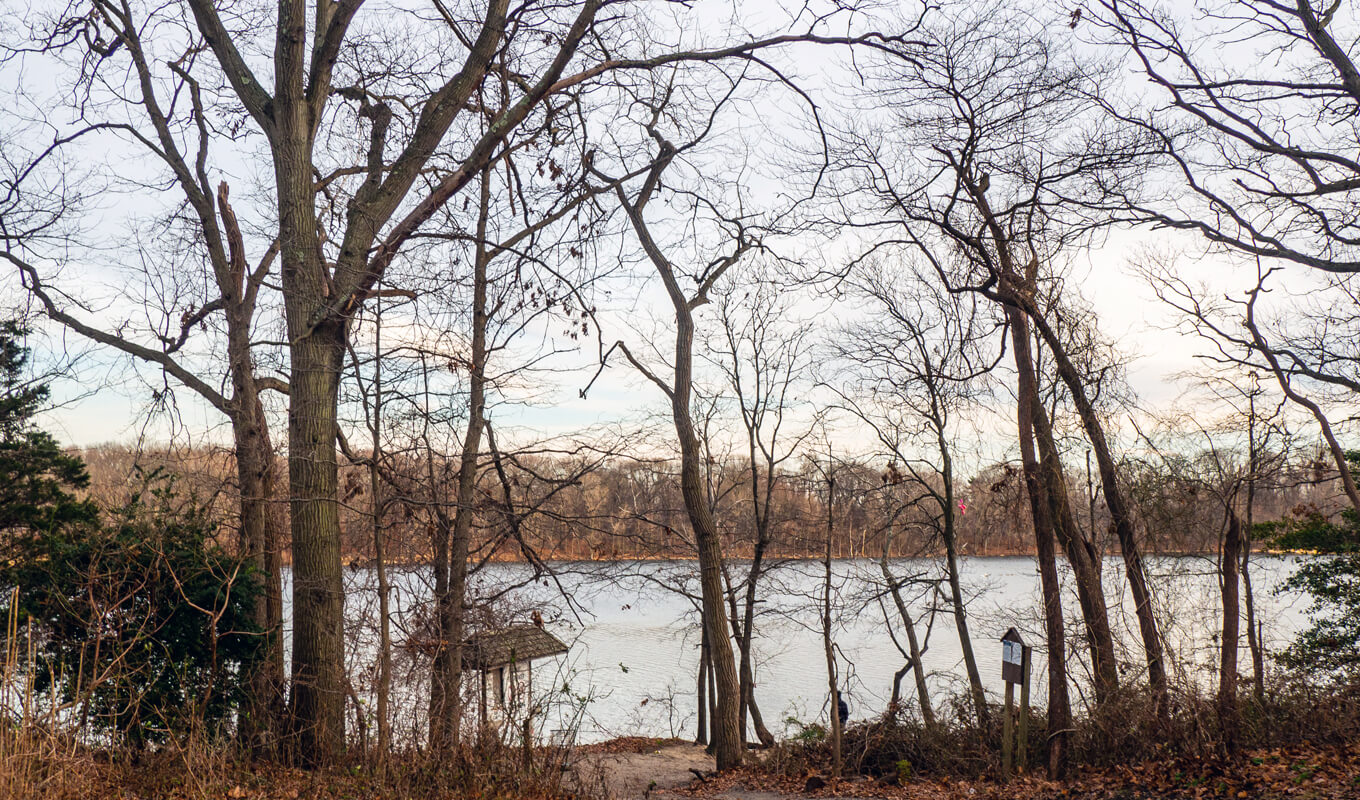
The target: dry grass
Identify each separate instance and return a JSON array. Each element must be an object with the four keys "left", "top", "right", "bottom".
[{"left": 763, "top": 677, "right": 1360, "bottom": 783}]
